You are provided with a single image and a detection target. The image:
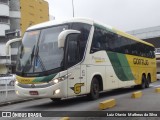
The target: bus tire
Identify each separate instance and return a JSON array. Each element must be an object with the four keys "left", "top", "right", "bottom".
[
  {"left": 145, "top": 76, "right": 150, "bottom": 88},
  {"left": 50, "top": 98, "right": 61, "bottom": 102},
  {"left": 141, "top": 75, "right": 146, "bottom": 89},
  {"left": 88, "top": 77, "right": 99, "bottom": 100}
]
